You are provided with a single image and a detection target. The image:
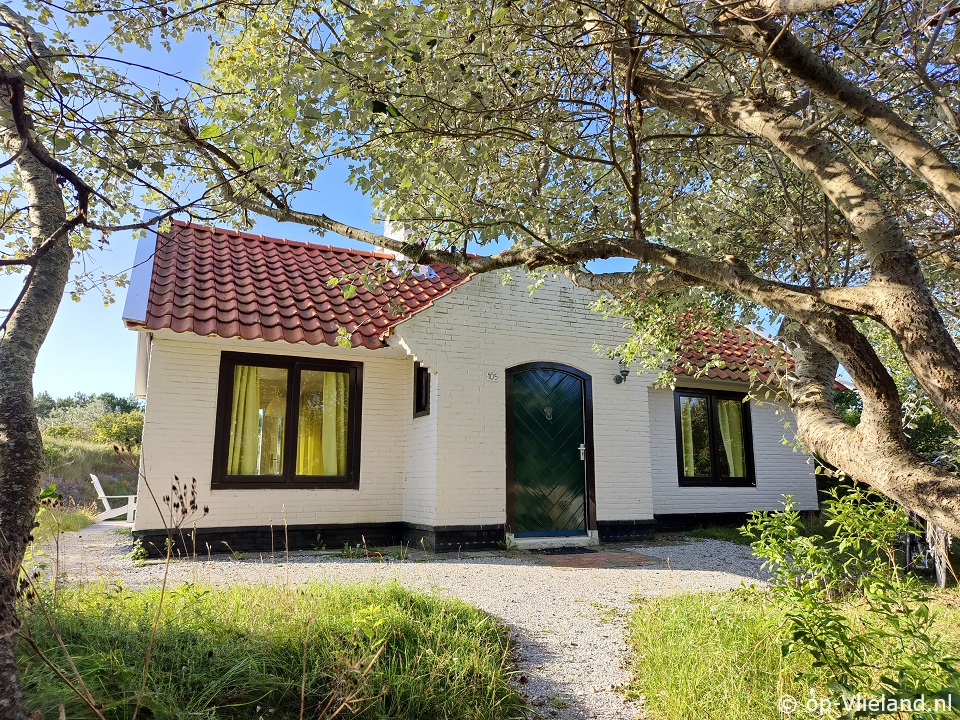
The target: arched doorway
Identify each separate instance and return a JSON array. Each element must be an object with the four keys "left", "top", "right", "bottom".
[{"left": 505, "top": 363, "right": 596, "bottom": 536}]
